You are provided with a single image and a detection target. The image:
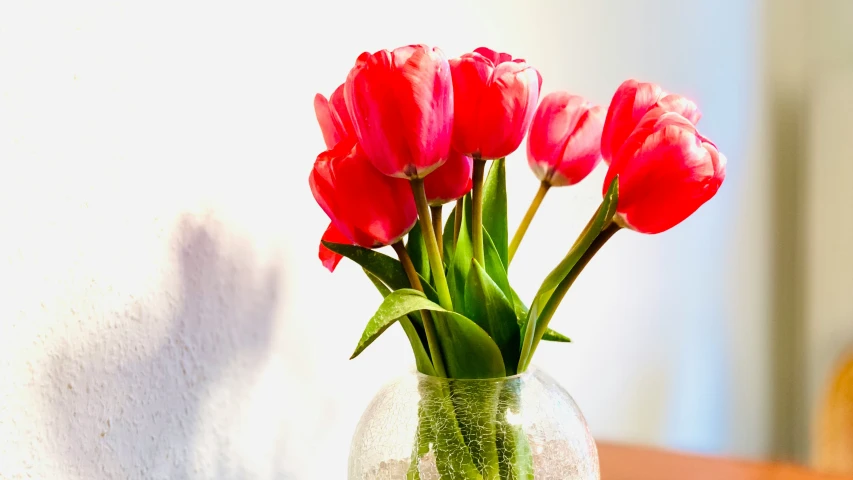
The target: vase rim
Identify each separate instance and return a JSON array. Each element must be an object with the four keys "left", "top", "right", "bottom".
[{"left": 412, "top": 365, "right": 538, "bottom": 382}]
